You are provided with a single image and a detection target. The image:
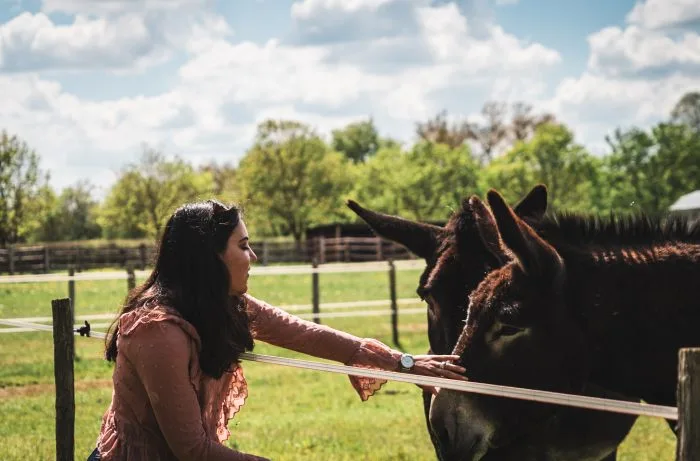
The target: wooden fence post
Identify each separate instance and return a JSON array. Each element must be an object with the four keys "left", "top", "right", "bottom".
[
  {"left": 388, "top": 259, "right": 400, "bottom": 347},
  {"left": 139, "top": 243, "right": 147, "bottom": 270},
  {"left": 52, "top": 298, "right": 75, "bottom": 461},
  {"left": 677, "top": 347, "right": 700, "bottom": 460},
  {"left": 44, "top": 246, "right": 50, "bottom": 273},
  {"left": 319, "top": 236, "right": 326, "bottom": 264},
  {"left": 127, "top": 265, "right": 136, "bottom": 292},
  {"left": 261, "top": 241, "right": 269, "bottom": 266},
  {"left": 8, "top": 245, "right": 14, "bottom": 275},
  {"left": 67, "top": 267, "right": 76, "bottom": 326},
  {"left": 312, "top": 258, "right": 320, "bottom": 324}
]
